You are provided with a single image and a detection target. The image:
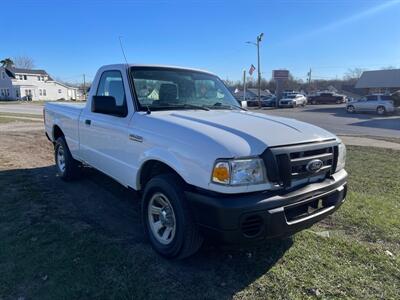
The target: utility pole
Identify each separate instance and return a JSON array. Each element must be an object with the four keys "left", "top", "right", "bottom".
[
  {"left": 243, "top": 69, "right": 246, "bottom": 102},
  {"left": 246, "top": 33, "right": 264, "bottom": 108},
  {"left": 308, "top": 68, "right": 312, "bottom": 92},
  {"left": 83, "top": 74, "right": 86, "bottom": 101}
]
